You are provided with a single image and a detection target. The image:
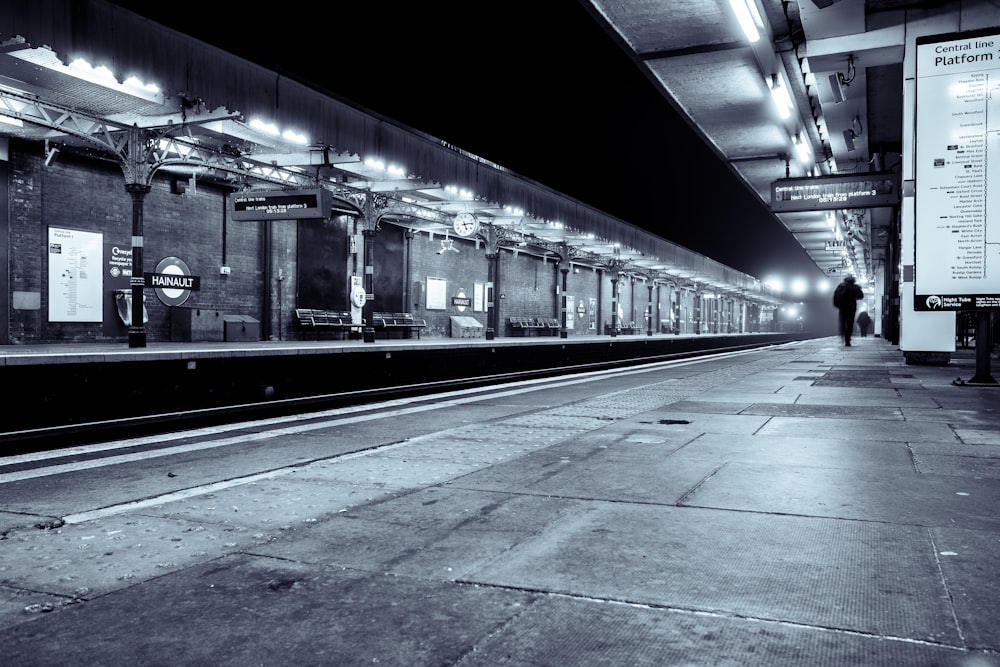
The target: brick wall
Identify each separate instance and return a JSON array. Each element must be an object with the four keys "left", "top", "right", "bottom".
[
  {"left": 4, "top": 145, "right": 752, "bottom": 345},
  {"left": 6, "top": 143, "right": 265, "bottom": 344},
  {"left": 407, "top": 228, "right": 488, "bottom": 338}
]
